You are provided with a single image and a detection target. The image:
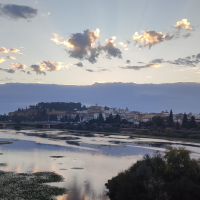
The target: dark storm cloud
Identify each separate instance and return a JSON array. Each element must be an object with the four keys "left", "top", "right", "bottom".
[
  {"left": 30, "top": 65, "right": 46, "bottom": 75},
  {"left": 0, "top": 4, "right": 37, "bottom": 20},
  {"left": 74, "top": 62, "right": 84, "bottom": 67},
  {"left": 126, "top": 60, "right": 131, "bottom": 64}
]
